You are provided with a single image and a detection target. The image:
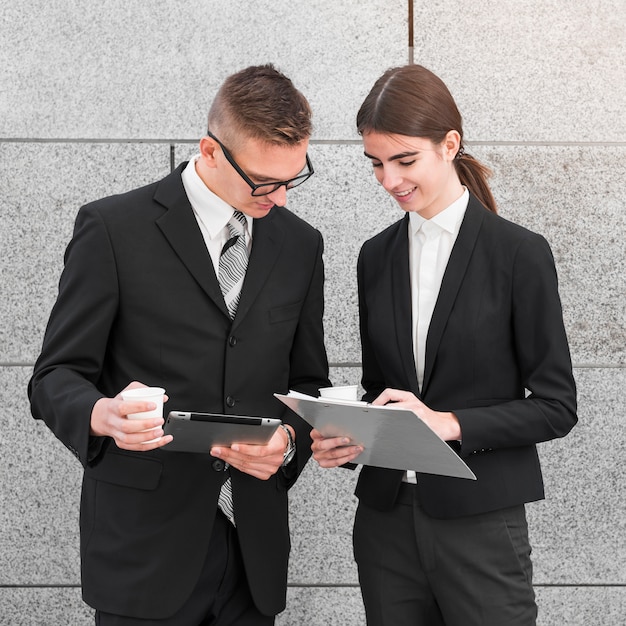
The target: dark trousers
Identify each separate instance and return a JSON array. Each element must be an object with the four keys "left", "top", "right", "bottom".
[
  {"left": 353, "top": 484, "right": 537, "bottom": 626},
  {"left": 96, "top": 512, "right": 274, "bottom": 626}
]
